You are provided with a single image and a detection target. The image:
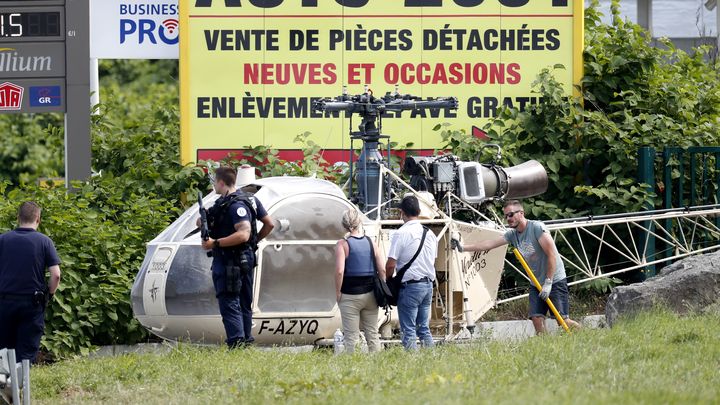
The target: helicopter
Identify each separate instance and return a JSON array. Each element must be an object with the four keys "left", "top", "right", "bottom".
[{"left": 131, "top": 88, "right": 549, "bottom": 345}]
